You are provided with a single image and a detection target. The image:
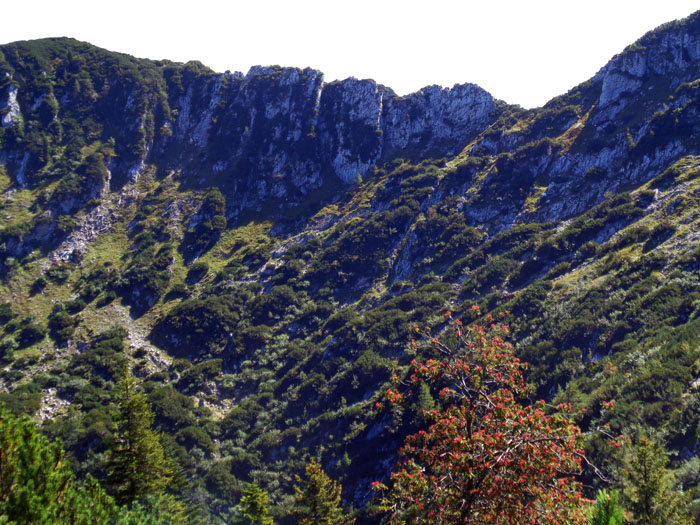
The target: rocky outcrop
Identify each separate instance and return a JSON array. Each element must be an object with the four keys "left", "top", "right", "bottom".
[
  {"left": 457, "top": 11, "right": 700, "bottom": 229},
  {"left": 0, "top": 41, "right": 501, "bottom": 220},
  {"left": 593, "top": 14, "right": 700, "bottom": 118},
  {"left": 157, "top": 67, "right": 500, "bottom": 203},
  {"left": 1, "top": 84, "right": 20, "bottom": 128},
  {"left": 382, "top": 83, "right": 497, "bottom": 157},
  {"left": 317, "top": 78, "right": 384, "bottom": 183},
  {"left": 2, "top": 11, "right": 700, "bottom": 229}
]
